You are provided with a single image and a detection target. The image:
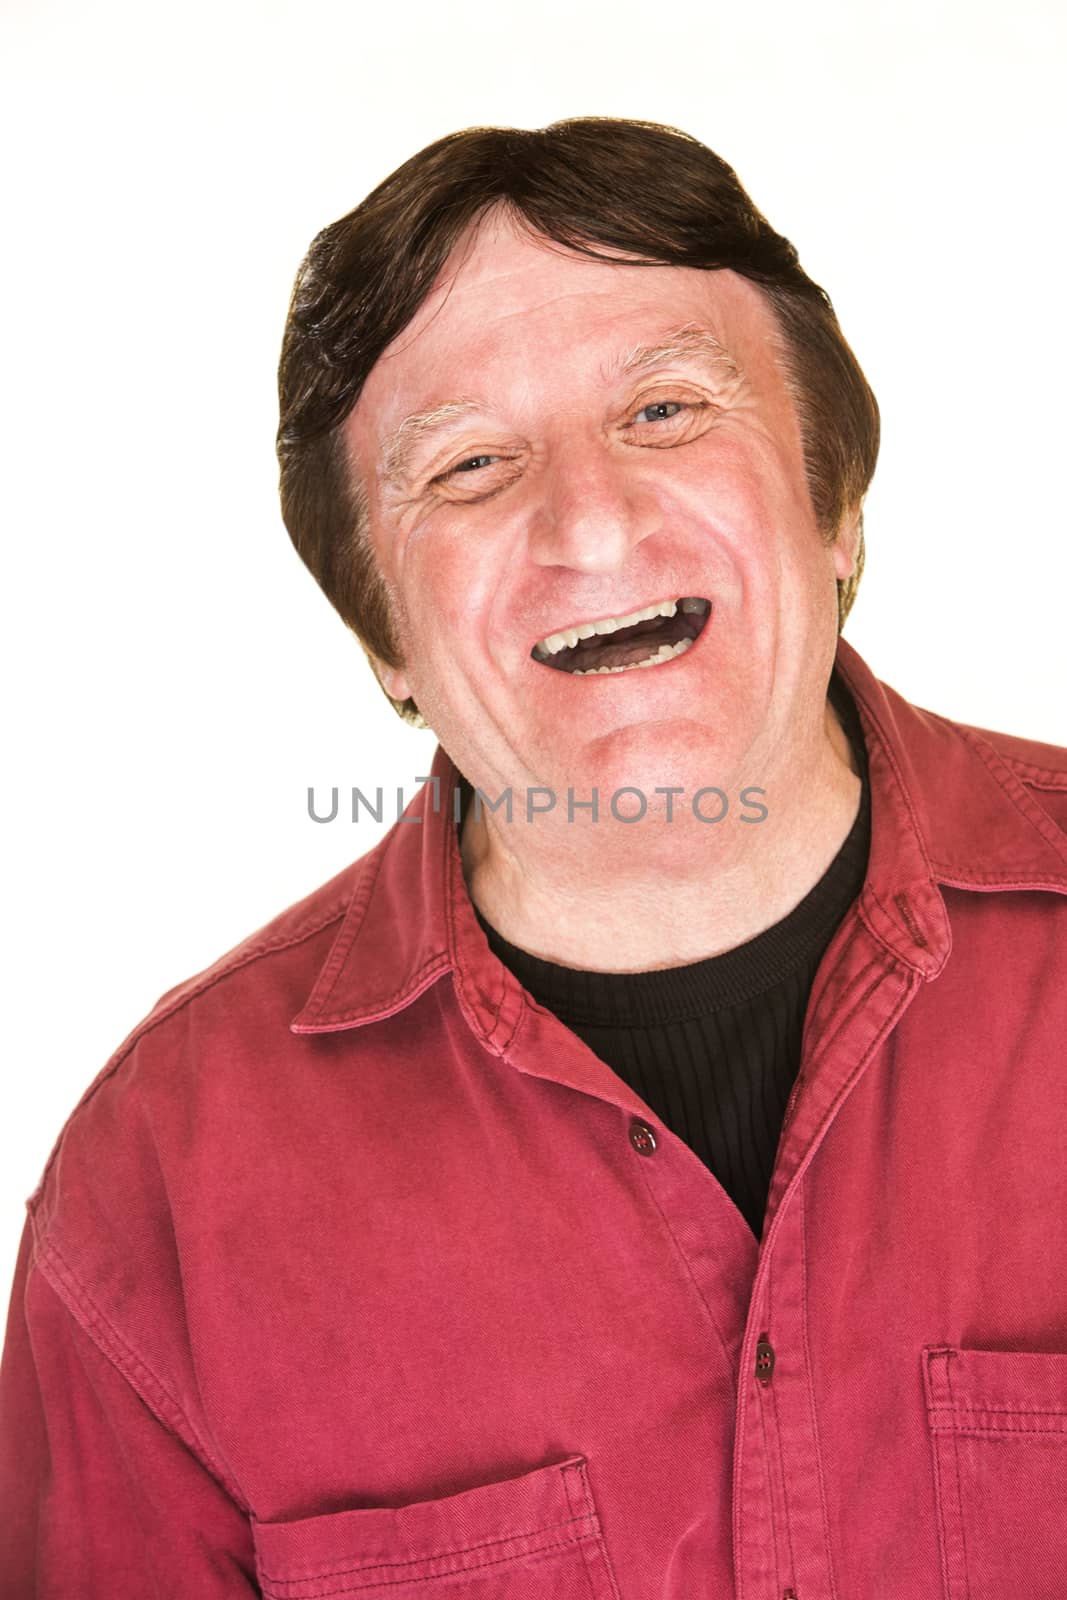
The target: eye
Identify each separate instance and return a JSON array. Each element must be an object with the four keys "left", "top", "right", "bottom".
[
  {"left": 633, "top": 399, "right": 688, "bottom": 425},
  {"left": 448, "top": 453, "right": 501, "bottom": 476},
  {"left": 623, "top": 393, "right": 716, "bottom": 451},
  {"left": 431, "top": 452, "right": 508, "bottom": 486},
  {"left": 426, "top": 450, "right": 523, "bottom": 503}
]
